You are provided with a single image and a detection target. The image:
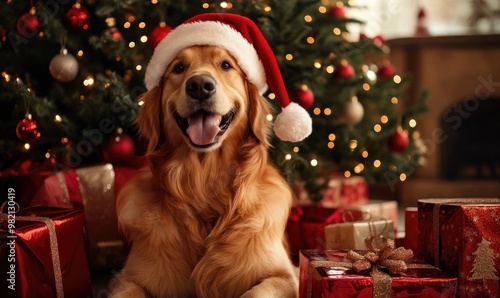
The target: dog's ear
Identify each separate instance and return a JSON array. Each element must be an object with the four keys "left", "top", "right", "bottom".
[
  {"left": 247, "top": 83, "right": 271, "bottom": 147},
  {"left": 136, "top": 86, "right": 163, "bottom": 153}
]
